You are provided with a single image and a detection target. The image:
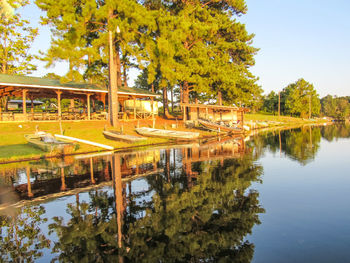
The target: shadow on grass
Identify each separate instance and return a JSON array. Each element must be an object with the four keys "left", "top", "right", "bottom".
[{"left": 0, "top": 144, "right": 44, "bottom": 159}]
